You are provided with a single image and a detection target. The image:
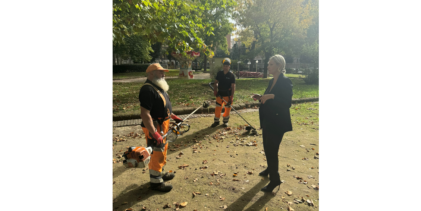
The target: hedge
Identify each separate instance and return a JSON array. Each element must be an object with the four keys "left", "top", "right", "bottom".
[{"left": 113, "top": 64, "right": 150, "bottom": 74}]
